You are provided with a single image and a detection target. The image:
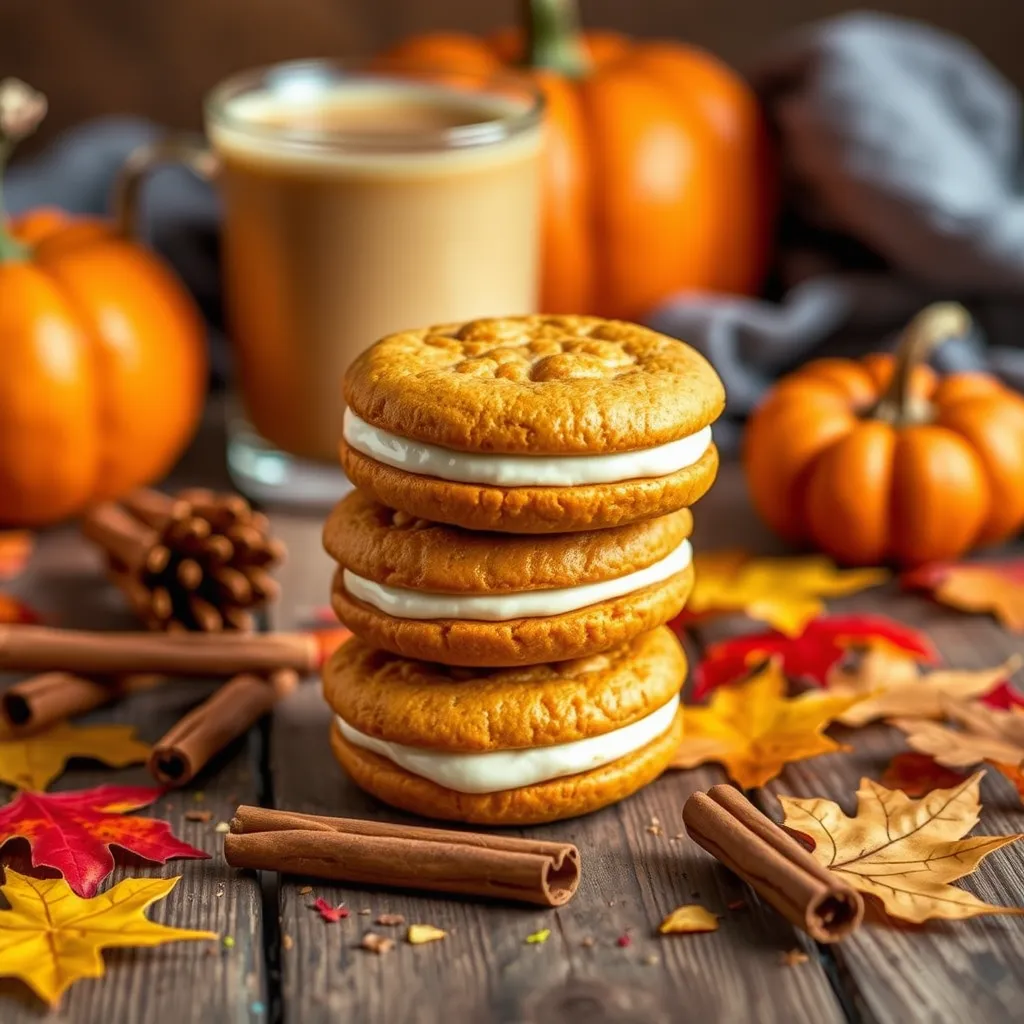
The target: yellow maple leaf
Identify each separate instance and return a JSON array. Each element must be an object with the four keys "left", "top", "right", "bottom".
[
  {"left": 0, "top": 721, "right": 151, "bottom": 791},
  {"left": 0, "top": 870, "right": 217, "bottom": 1006},
  {"left": 892, "top": 700, "right": 1024, "bottom": 769},
  {"left": 671, "top": 660, "right": 859, "bottom": 787},
  {"left": 829, "top": 650, "right": 1017, "bottom": 728},
  {"left": 407, "top": 924, "right": 446, "bottom": 945},
  {"left": 689, "top": 551, "right": 888, "bottom": 636},
  {"left": 658, "top": 905, "right": 719, "bottom": 934},
  {"left": 780, "top": 772, "right": 1024, "bottom": 923}
]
